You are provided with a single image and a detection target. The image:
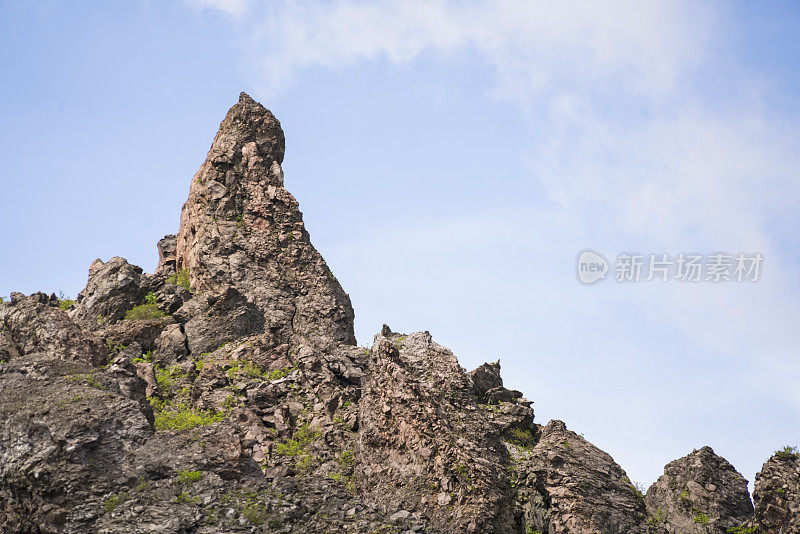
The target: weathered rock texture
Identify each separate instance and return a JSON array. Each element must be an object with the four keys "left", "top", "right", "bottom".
[
  {"left": 175, "top": 93, "right": 355, "bottom": 350},
  {"left": 0, "top": 93, "right": 789, "bottom": 533},
  {"left": 644, "top": 446, "right": 754, "bottom": 533},
  {"left": 754, "top": 450, "right": 800, "bottom": 533}
]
